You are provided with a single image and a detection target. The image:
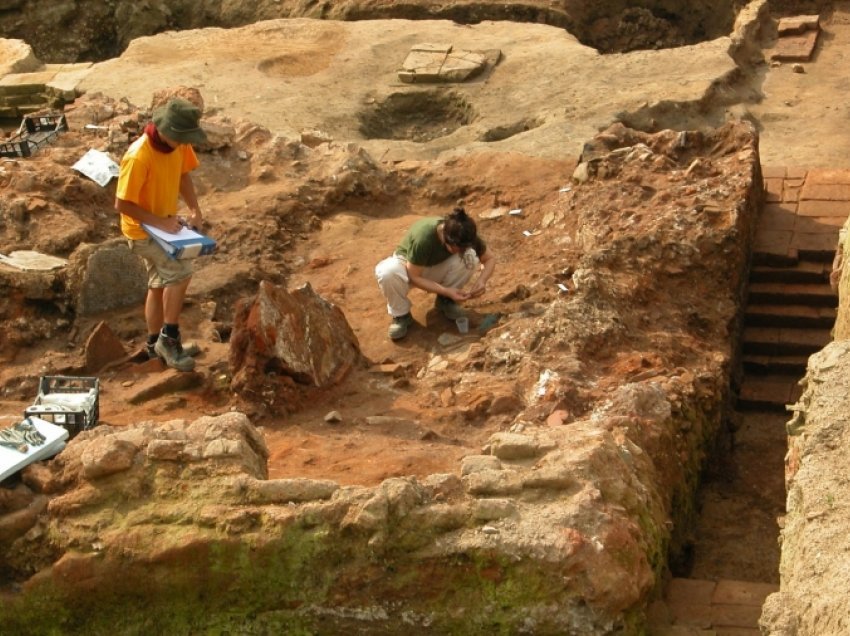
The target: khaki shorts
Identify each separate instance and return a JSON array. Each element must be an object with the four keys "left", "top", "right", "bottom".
[{"left": 128, "top": 238, "right": 193, "bottom": 288}]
